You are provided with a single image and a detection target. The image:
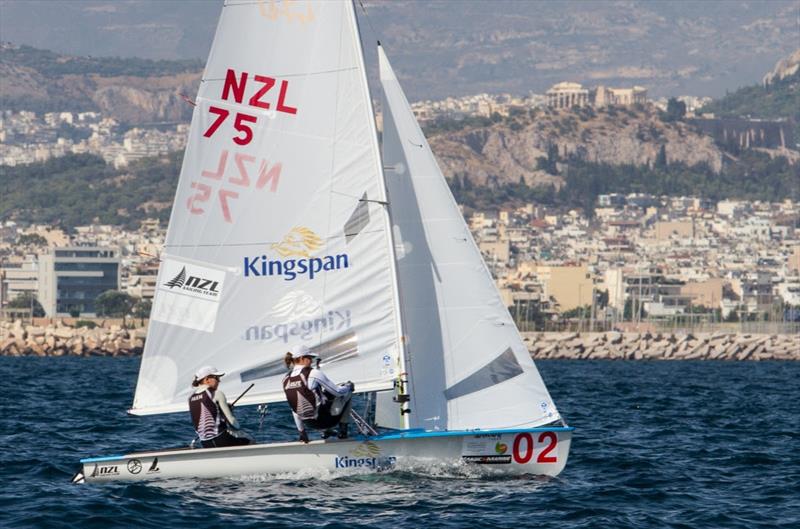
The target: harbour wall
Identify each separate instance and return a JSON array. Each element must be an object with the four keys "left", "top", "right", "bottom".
[
  {"left": 1, "top": 320, "right": 798, "bottom": 360},
  {"left": 521, "top": 331, "right": 799, "bottom": 361}
]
